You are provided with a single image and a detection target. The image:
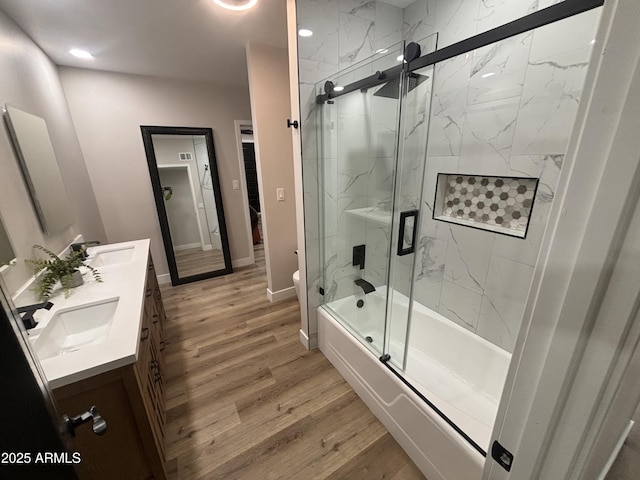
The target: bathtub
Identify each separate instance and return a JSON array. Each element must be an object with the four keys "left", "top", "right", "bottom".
[{"left": 319, "top": 289, "right": 511, "bottom": 480}]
